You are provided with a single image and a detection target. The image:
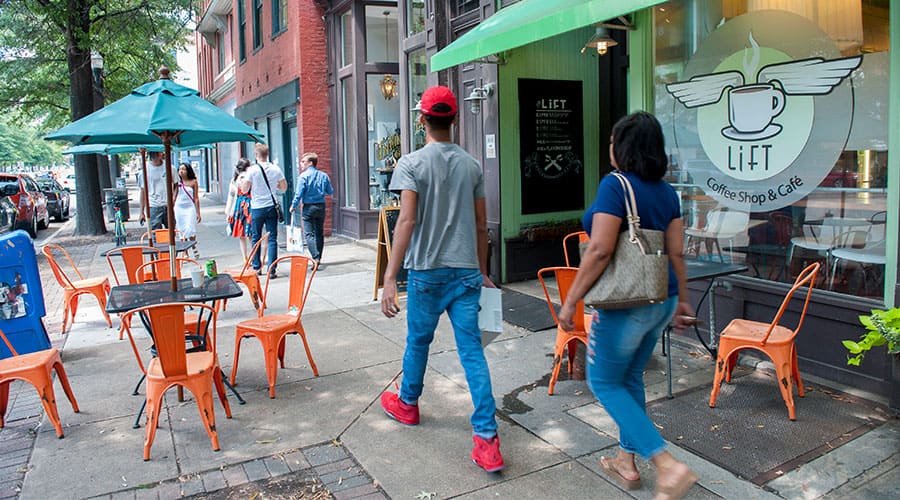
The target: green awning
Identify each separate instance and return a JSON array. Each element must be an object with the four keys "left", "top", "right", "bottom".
[{"left": 431, "top": 0, "right": 665, "bottom": 72}]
